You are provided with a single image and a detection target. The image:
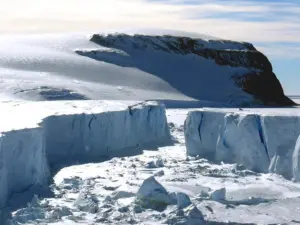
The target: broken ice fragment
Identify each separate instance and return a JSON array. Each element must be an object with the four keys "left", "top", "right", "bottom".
[
  {"left": 176, "top": 192, "right": 192, "bottom": 209},
  {"left": 210, "top": 188, "right": 226, "bottom": 201},
  {"left": 136, "top": 176, "right": 172, "bottom": 211}
]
